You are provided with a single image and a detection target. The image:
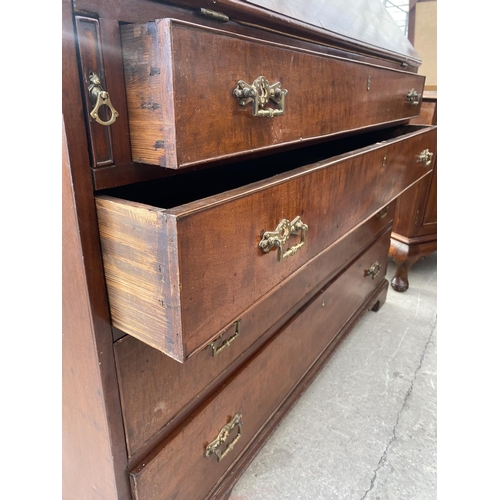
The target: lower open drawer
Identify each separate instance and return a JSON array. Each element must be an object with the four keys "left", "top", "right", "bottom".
[{"left": 96, "top": 125, "right": 436, "bottom": 362}]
